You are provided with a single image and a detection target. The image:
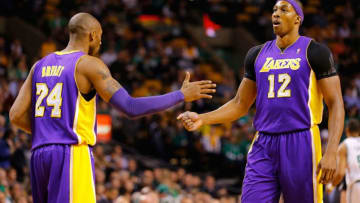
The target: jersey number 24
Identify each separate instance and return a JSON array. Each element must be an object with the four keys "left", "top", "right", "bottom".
[{"left": 35, "top": 83, "right": 63, "bottom": 118}]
